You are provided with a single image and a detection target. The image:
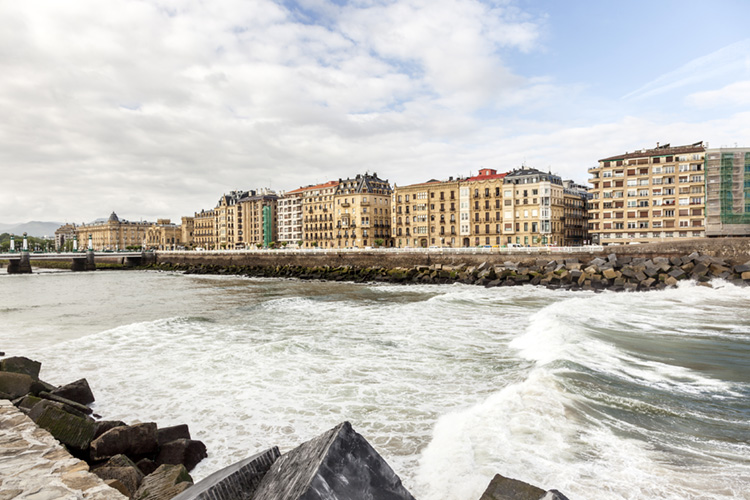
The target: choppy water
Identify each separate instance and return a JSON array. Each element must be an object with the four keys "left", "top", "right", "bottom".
[{"left": 1, "top": 269, "right": 749, "bottom": 499}]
